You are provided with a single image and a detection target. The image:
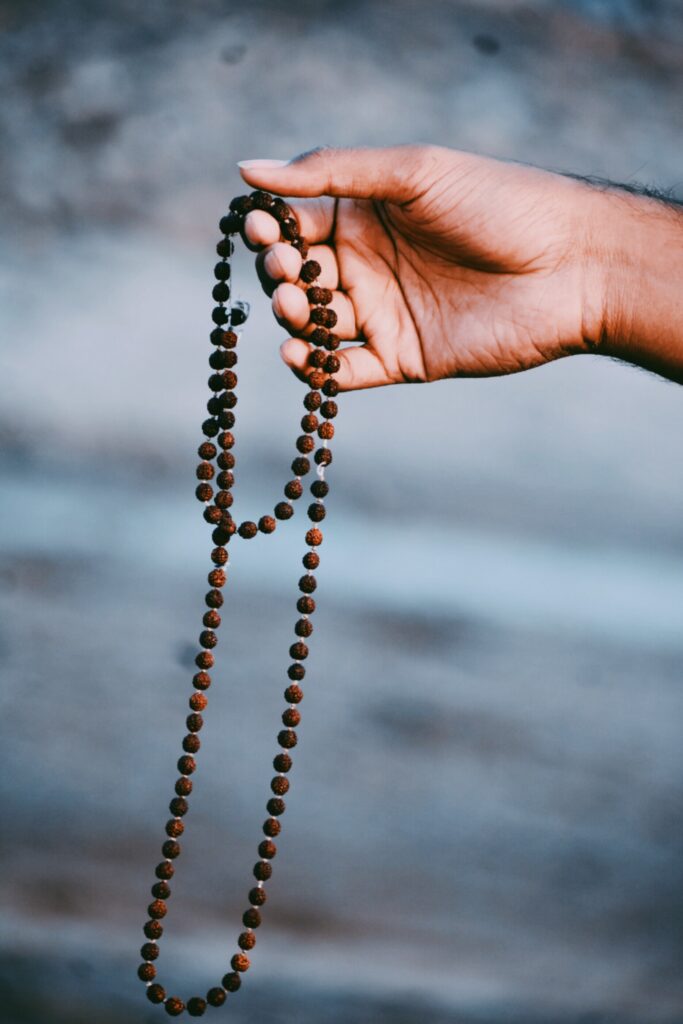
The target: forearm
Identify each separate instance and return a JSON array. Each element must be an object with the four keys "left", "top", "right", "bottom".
[{"left": 587, "top": 184, "right": 683, "bottom": 383}]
